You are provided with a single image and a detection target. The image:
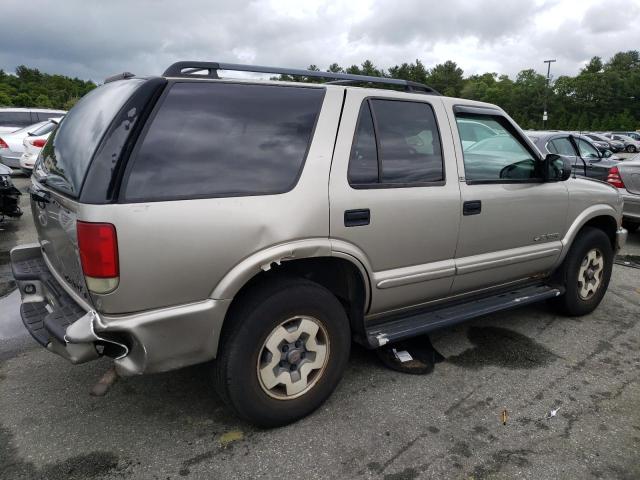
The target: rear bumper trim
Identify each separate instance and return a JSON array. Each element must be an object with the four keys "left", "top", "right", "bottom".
[
  {"left": 11, "top": 243, "right": 231, "bottom": 376},
  {"left": 10, "top": 244, "right": 125, "bottom": 364}
]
